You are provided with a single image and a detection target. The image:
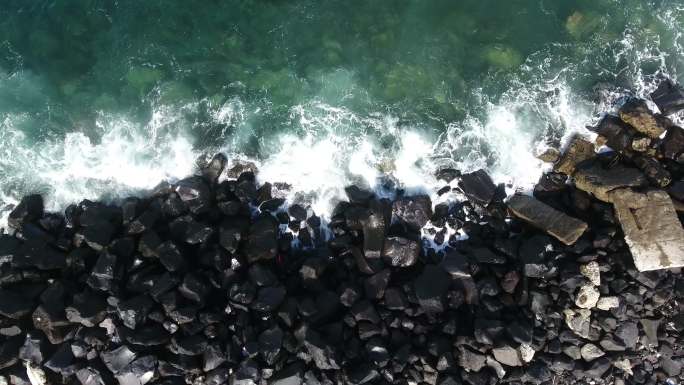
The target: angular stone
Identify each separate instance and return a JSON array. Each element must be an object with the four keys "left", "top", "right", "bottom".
[
  {"left": 65, "top": 291, "right": 107, "bottom": 327},
  {"left": 619, "top": 99, "right": 669, "bottom": 138},
  {"left": 0, "top": 289, "right": 33, "bottom": 319},
  {"left": 101, "top": 346, "right": 137, "bottom": 374},
  {"left": 661, "top": 125, "right": 684, "bottom": 161},
  {"left": 580, "top": 262, "right": 601, "bottom": 286},
  {"left": 507, "top": 194, "right": 588, "bottom": 245},
  {"left": 596, "top": 296, "right": 620, "bottom": 311},
  {"left": 458, "top": 346, "right": 486, "bottom": 372},
  {"left": 117, "top": 295, "right": 155, "bottom": 330},
  {"left": 201, "top": 153, "right": 227, "bottom": 183},
  {"left": 175, "top": 176, "right": 212, "bottom": 214},
  {"left": 615, "top": 322, "right": 639, "bottom": 349},
  {"left": 382, "top": 237, "right": 419, "bottom": 267},
  {"left": 492, "top": 345, "right": 522, "bottom": 367},
  {"left": 633, "top": 155, "right": 671, "bottom": 187},
  {"left": 44, "top": 343, "right": 78, "bottom": 376},
  {"left": 554, "top": 136, "right": 595, "bottom": 175},
  {"left": 414, "top": 265, "right": 450, "bottom": 314},
  {"left": 536, "top": 147, "right": 560, "bottom": 163},
  {"left": 580, "top": 343, "right": 604, "bottom": 361},
  {"left": 8, "top": 195, "right": 44, "bottom": 230},
  {"left": 392, "top": 195, "right": 432, "bottom": 232},
  {"left": 271, "top": 363, "right": 304, "bottom": 385},
  {"left": 592, "top": 115, "right": 637, "bottom": 152},
  {"left": 611, "top": 189, "right": 684, "bottom": 271},
  {"left": 563, "top": 308, "right": 591, "bottom": 338},
  {"left": 245, "top": 215, "right": 278, "bottom": 263},
  {"left": 364, "top": 269, "right": 391, "bottom": 299},
  {"left": 651, "top": 79, "right": 684, "bottom": 115},
  {"left": 252, "top": 286, "right": 286, "bottom": 312},
  {"left": 458, "top": 169, "right": 496, "bottom": 205},
  {"left": 573, "top": 163, "right": 647, "bottom": 203}
]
